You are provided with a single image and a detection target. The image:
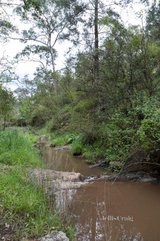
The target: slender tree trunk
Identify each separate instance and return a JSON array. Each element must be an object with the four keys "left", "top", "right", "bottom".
[
  {"left": 94, "top": 0, "right": 99, "bottom": 80},
  {"left": 3, "top": 117, "right": 6, "bottom": 130}
]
